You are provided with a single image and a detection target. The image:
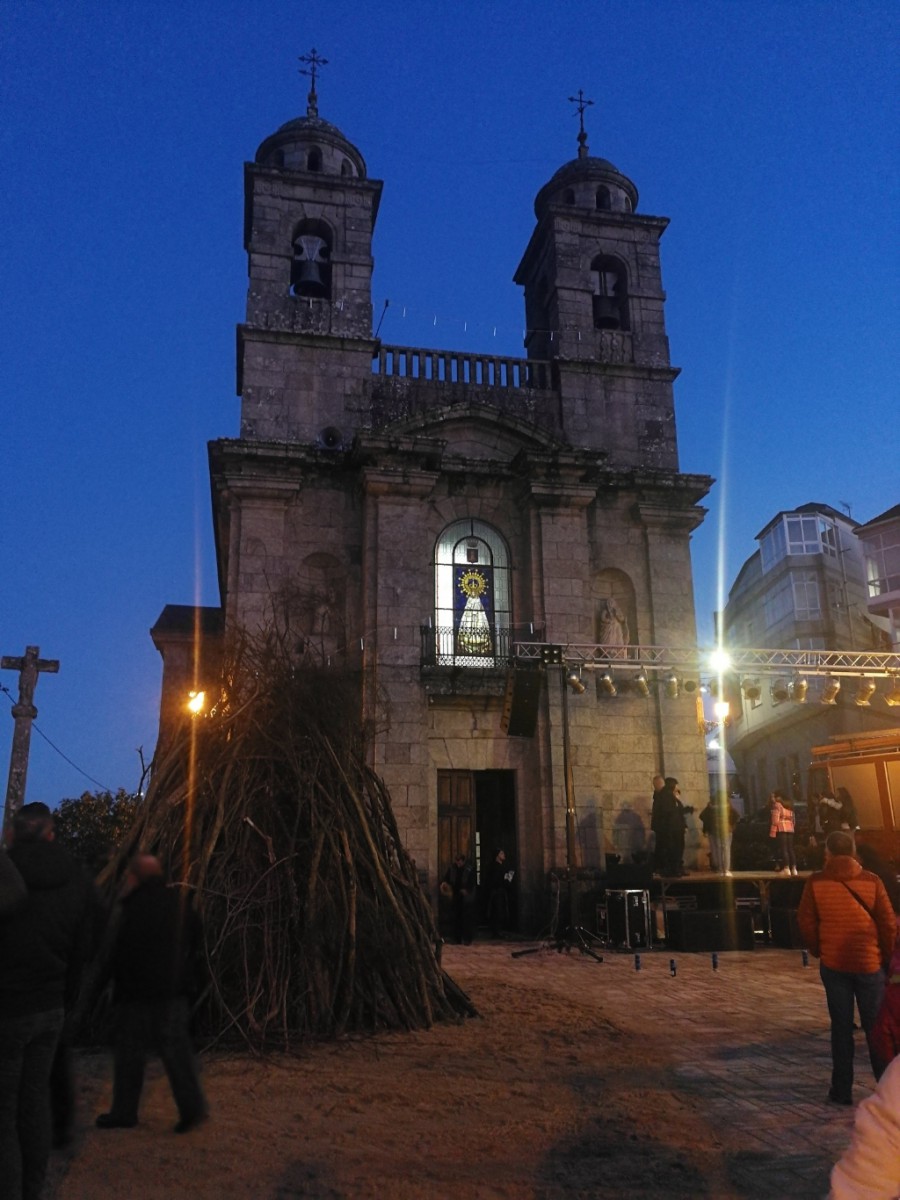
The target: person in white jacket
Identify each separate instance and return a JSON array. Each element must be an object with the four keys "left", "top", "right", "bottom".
[{"left": 830, "top": 1052, "right": 900, "bottom": 1198}]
